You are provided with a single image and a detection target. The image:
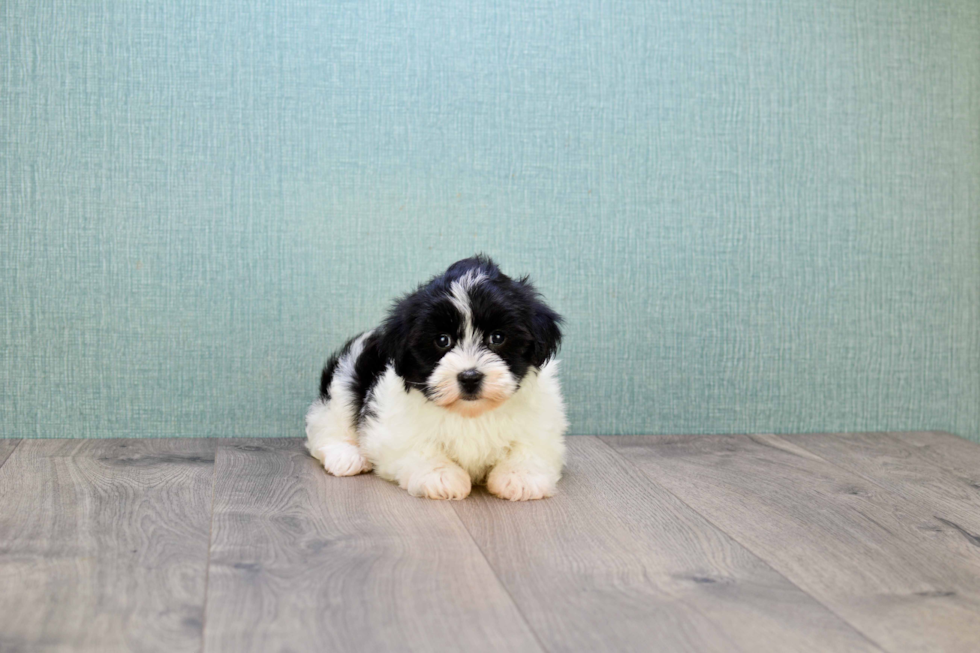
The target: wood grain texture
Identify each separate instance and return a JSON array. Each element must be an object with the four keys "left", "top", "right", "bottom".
[
  {"left": 0, "top": 439, "right": 20, "bottom": 469},
  {"left": 452, "top": 437, "right": 880, "bottom": 653},
  {"left": 892, "top": 431, "right": 980, "bottom": 485},
  {"left": 607, "top": 434, "right": 980, "bottom": 653},
  {"left": 202, "top": 439, "right": 542, "bottom": 653},
  {"left": 781, "top": 432, "right": 980, "bottom": 545},
  {"left": 0, "top": 439, "right": 217, "bottom": 653},
  {"left": 5, "top": 434, "right": 979, "bottom": 653}
]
